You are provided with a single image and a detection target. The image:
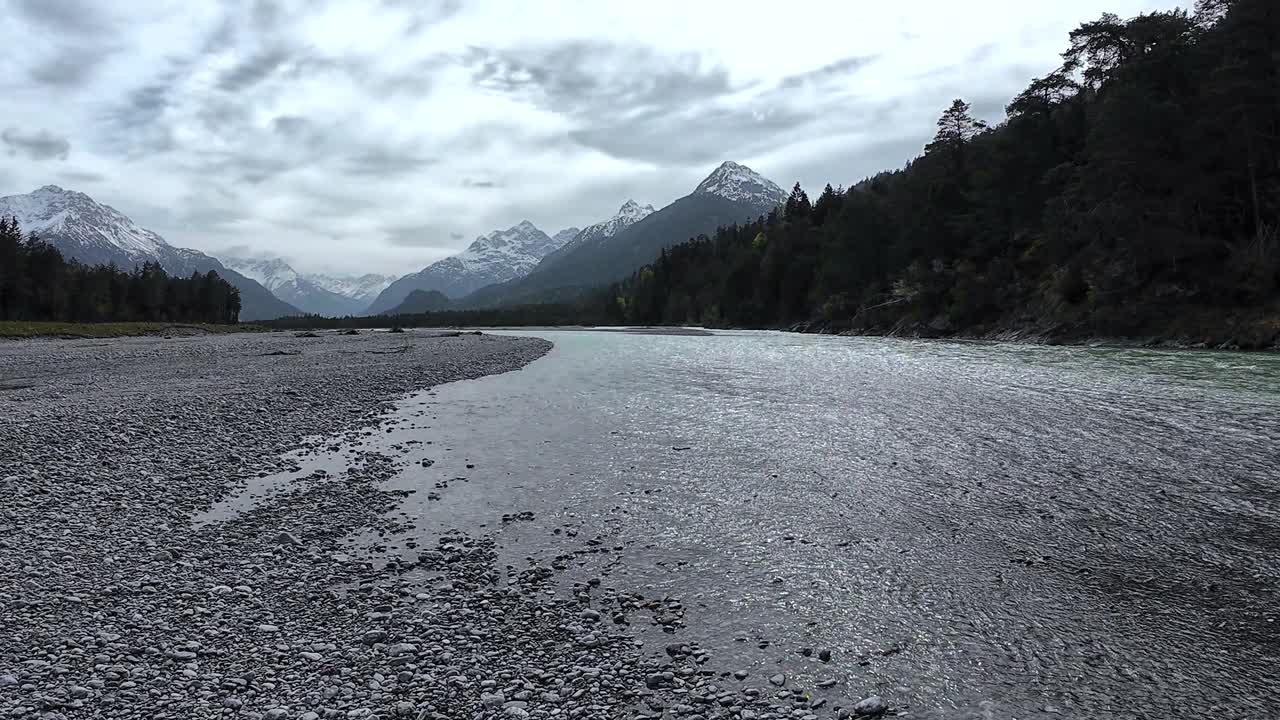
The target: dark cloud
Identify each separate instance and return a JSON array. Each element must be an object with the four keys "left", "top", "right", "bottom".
[
  {"left": 2, "top": 128, "right": 71, "bottom": 160},
  {"left": 383, "top": 224, "right": 458, "bottom": 249},
  {"left": 59, "top": 169, "right": 106, "bottom": 184},
  {"left": 14, "top": 0, "right": 108, "bottom": 35},
  {"left": 218, "top": 48, "right": 292, "bottom": 92},
  {"left": 466, "top": 42, "right": 737, "bottom": 116},
  {"left": 778, "top": 55, "right": 880, "bottom": 89},
  {"left": 272, "top": 116, "right": 310, "bottom": 136},
  {"left": 463, "top": 178, "right": 500, "bottom": 189},
  {"left": 28, "top": 47, "right": 116, "bottom": 87},
  {"left": 570, "top": 103, "right": 814, "bottom": 165},
  {"left": 344, "top": 147, "right": 437, "bottom": 177},
  {"left": 449, "top": 232, "right": 465, "bottom": 241}
]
